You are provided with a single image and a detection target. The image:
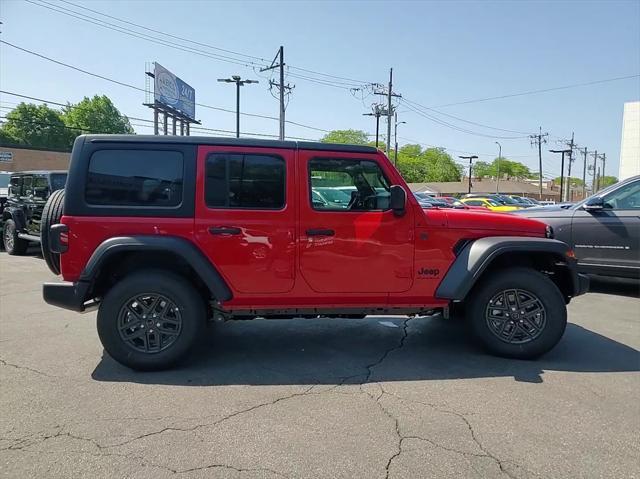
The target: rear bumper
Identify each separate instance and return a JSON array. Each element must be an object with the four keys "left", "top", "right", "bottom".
[{"left": 42, "top": 281, "right": 93, "bottom": 312}]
